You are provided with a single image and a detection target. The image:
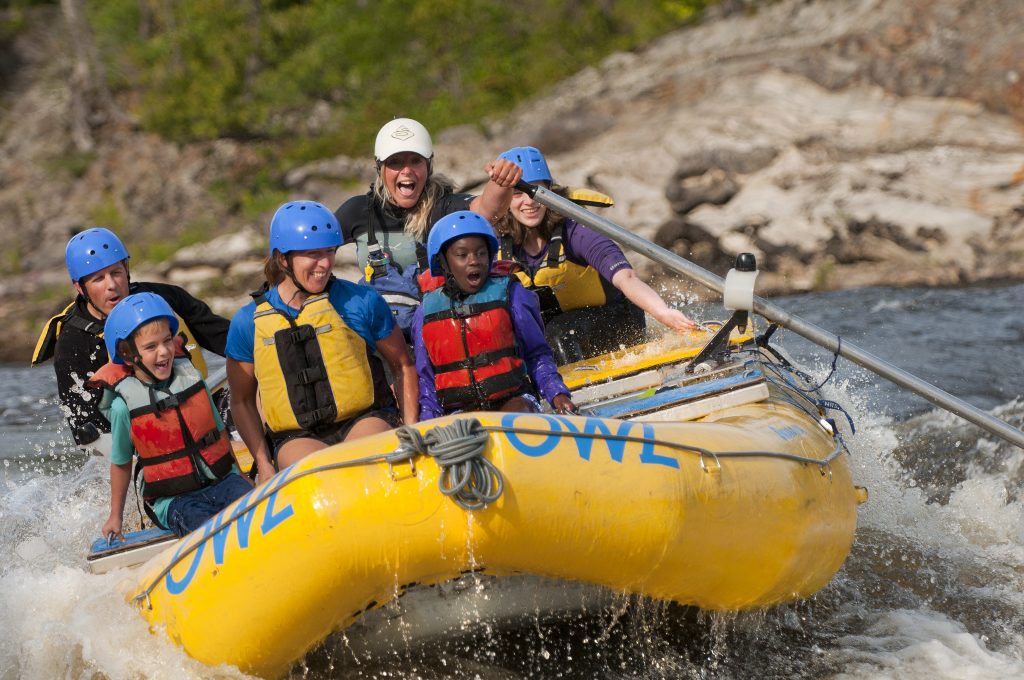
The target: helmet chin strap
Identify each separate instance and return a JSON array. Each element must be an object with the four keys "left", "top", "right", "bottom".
[
  {"left": 120, "top": 339, "right": 160, "bottom": 383},
  {"left": 281, "top": 253, "right": 333, "bottom": 304},
  {"left": 439, "top": 254, "right": 471, "bottom": 301}
]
